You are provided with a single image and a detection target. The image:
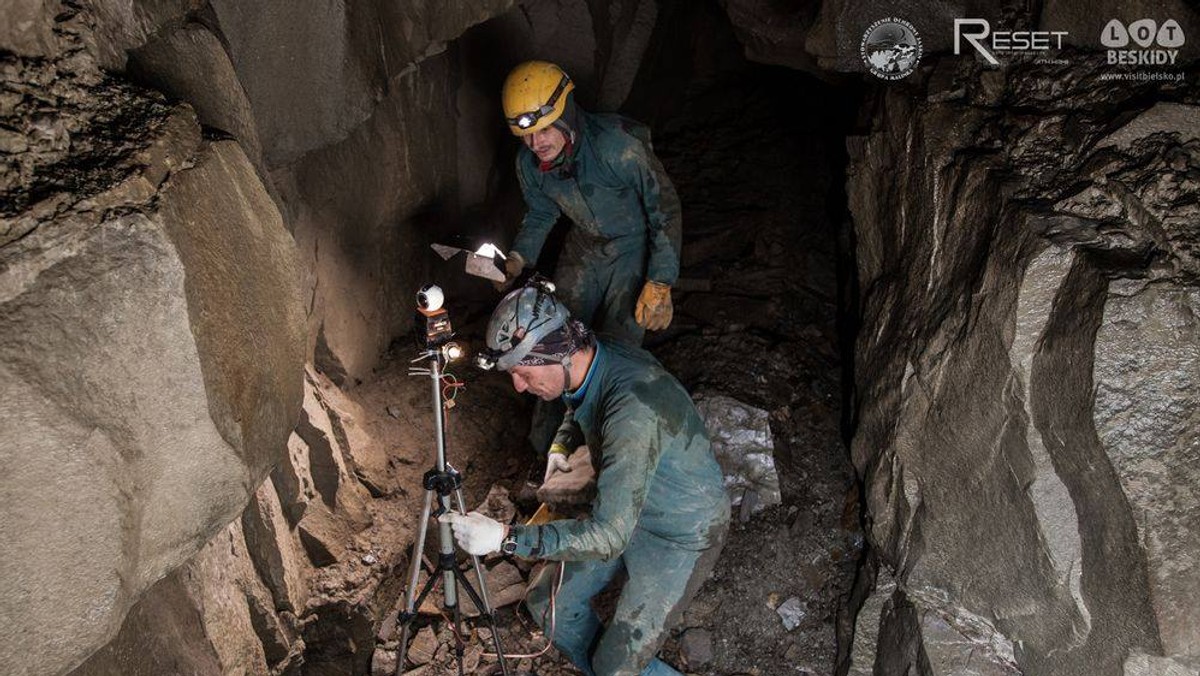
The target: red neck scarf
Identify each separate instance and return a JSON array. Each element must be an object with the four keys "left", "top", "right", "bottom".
[{"left": 538, "top": 137, "right": 575, "bottom": 173}]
